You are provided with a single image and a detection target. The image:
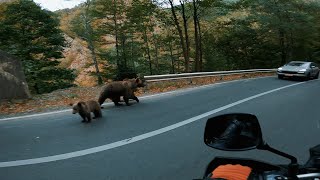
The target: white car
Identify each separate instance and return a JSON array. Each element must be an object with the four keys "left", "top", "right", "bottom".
[{"left": 277, "top": 61, "right": 319, "bottom": 80}]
